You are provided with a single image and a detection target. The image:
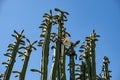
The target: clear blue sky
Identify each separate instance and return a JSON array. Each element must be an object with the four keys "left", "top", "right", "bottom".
[{"left": 0, "top": 0, "right": 120, "bottom": 80}]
